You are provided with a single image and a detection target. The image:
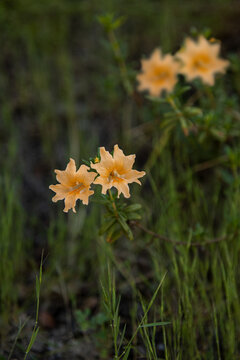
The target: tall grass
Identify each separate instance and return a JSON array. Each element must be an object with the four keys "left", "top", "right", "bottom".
[{"left": 0, "top": 173, "right": 25, "bottom": 325}]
